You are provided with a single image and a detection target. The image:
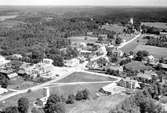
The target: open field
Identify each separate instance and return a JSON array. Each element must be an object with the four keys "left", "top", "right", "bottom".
[
  {"left": 102, "top": 24, "right": 124, "bottom": 33},
  {"left": 120, "top": 34, "right": 147, "bottom": 53},
  {"left": 0, "top": 89, "right": 45, "bottom": 110},
  {"left": 57, "top": 72, "right": 116, "bottom": 83},
  {"left": 135, "top": 45, "right": 167, "bottom": 58},
  {"left": 69, "top": 36, "right": 98, "bottom": 44},
  {"left": 141, "top": 22, "right": 167, "bottom": 29},
  {"left": 49, "top": 83, "right": 110, "bottom": 98},
  {"left": 66, "top": 94, "right": 128, "bottom": 113}
]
